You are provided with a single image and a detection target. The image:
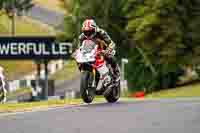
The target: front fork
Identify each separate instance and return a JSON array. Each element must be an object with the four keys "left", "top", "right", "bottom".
[
  {"left": 91, "top": 68, "right": 96, "bottom": 88},
  {"left": 77, "top": 62, "right": 97, "bottom": 89}
]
